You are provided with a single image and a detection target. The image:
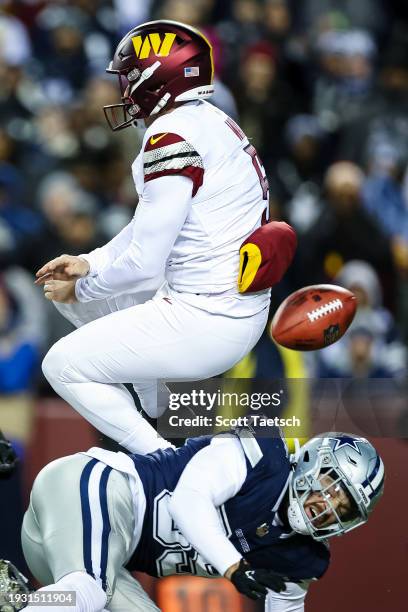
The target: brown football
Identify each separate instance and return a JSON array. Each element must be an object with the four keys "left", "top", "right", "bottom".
[{"left": 270, "top": 284, "right": 357, "bottom": 351}]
